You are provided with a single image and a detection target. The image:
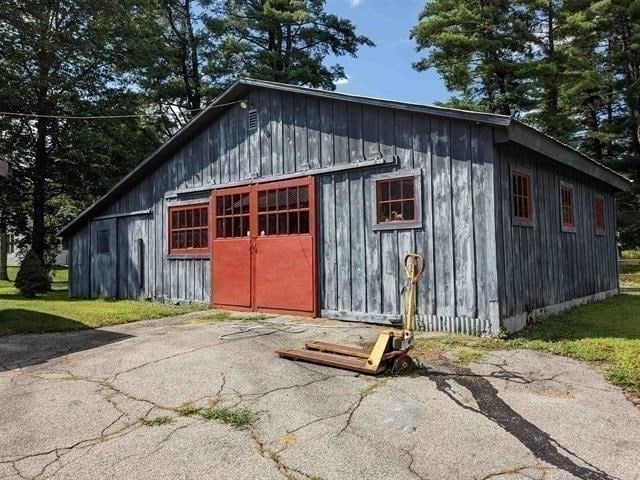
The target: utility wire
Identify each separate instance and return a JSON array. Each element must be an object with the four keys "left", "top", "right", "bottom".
[{"left": 0, "top": 99, "right": 247, "bottom": 121}]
